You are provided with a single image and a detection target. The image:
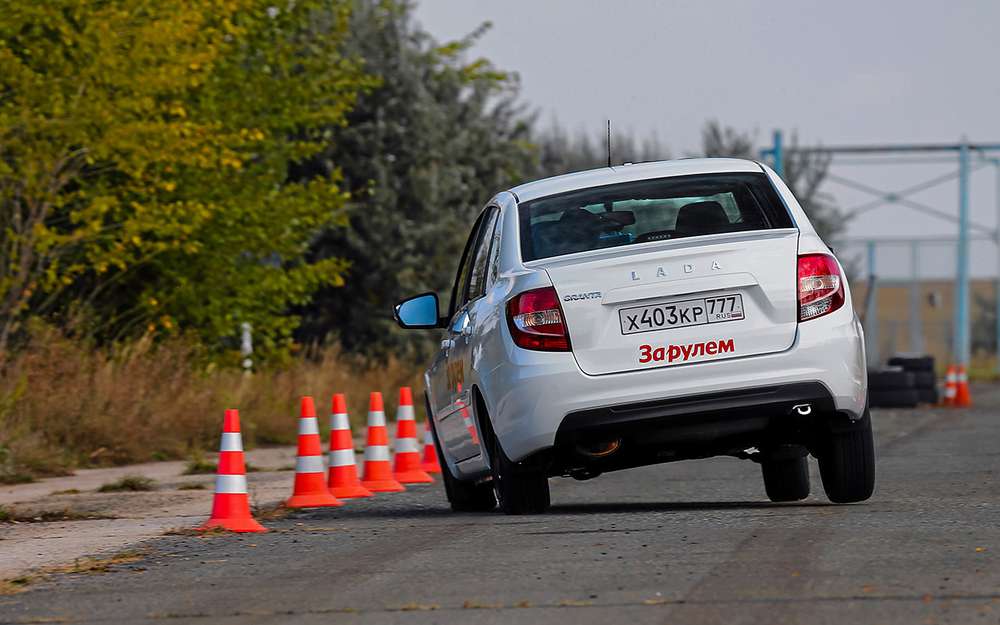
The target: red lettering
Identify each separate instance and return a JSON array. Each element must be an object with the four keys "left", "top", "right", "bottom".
[
  {"left": 639, "top": 344, "right": 652, "bottom": 363},
  {"left": 653, "top": 347, "right": 665, "bottom": 362},
  {"left": 691, "top": 342, "right": 705, "bottom": 356},
  {"left": 706, "top": 341, "right": 717, "bottom": 355},
  {"left": 680, "top": 344, "right": 693, "bottom": 360},
  {"left": 718, "top": 338, "right": 735, "bottom": 353},
  {"left": 667, "top": 345, "right": 681, "bottom": 362}
]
